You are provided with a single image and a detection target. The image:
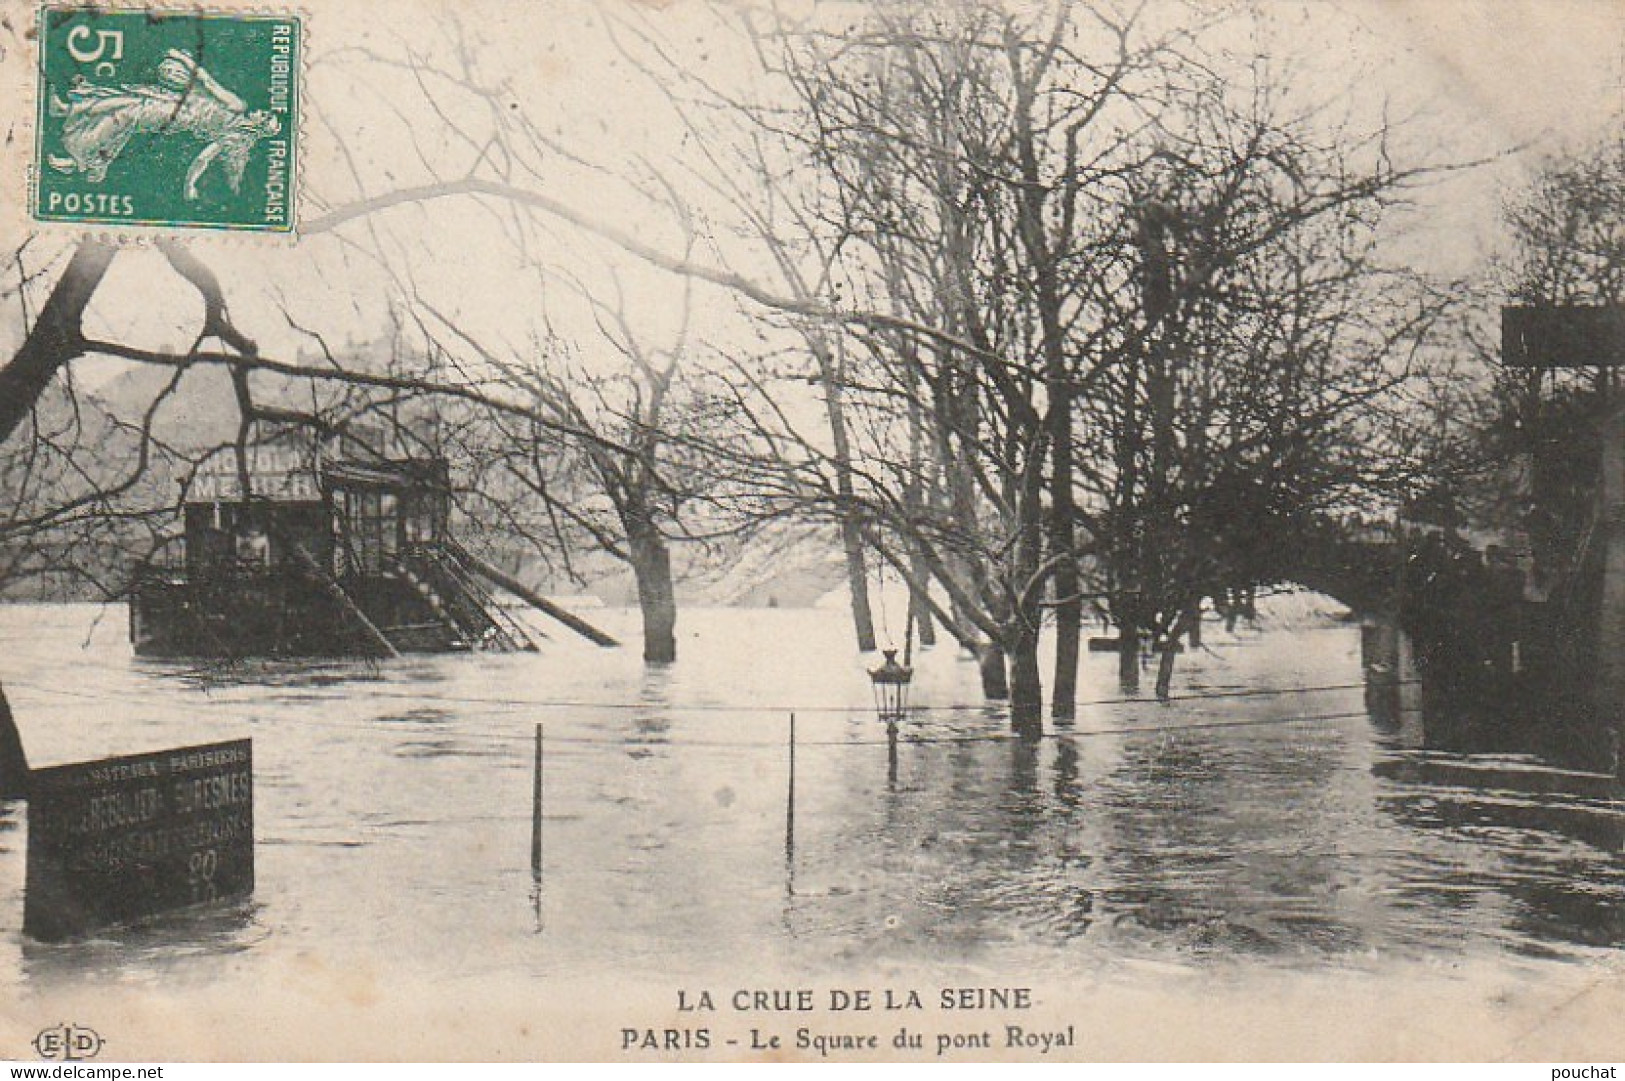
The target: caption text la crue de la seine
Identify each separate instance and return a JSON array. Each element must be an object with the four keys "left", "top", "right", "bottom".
[{"left": 621, "top": 986, "right": 1075, "bottom": 1058}]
